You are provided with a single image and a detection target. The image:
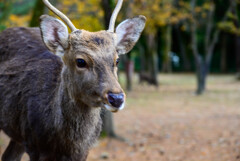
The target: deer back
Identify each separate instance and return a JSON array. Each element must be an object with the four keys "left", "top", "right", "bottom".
[{"left": 0, "top": 27, "right": 62, "bottom": 140}]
